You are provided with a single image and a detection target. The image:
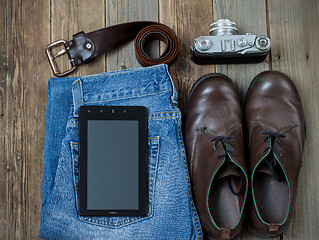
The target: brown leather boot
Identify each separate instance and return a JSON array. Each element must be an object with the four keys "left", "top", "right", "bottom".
[
  {"left": 183, "top": 74, "right": 248, "bottom": 239},
  {"left": 245, "top": 71, "right": 306, "bottom": 237}
]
